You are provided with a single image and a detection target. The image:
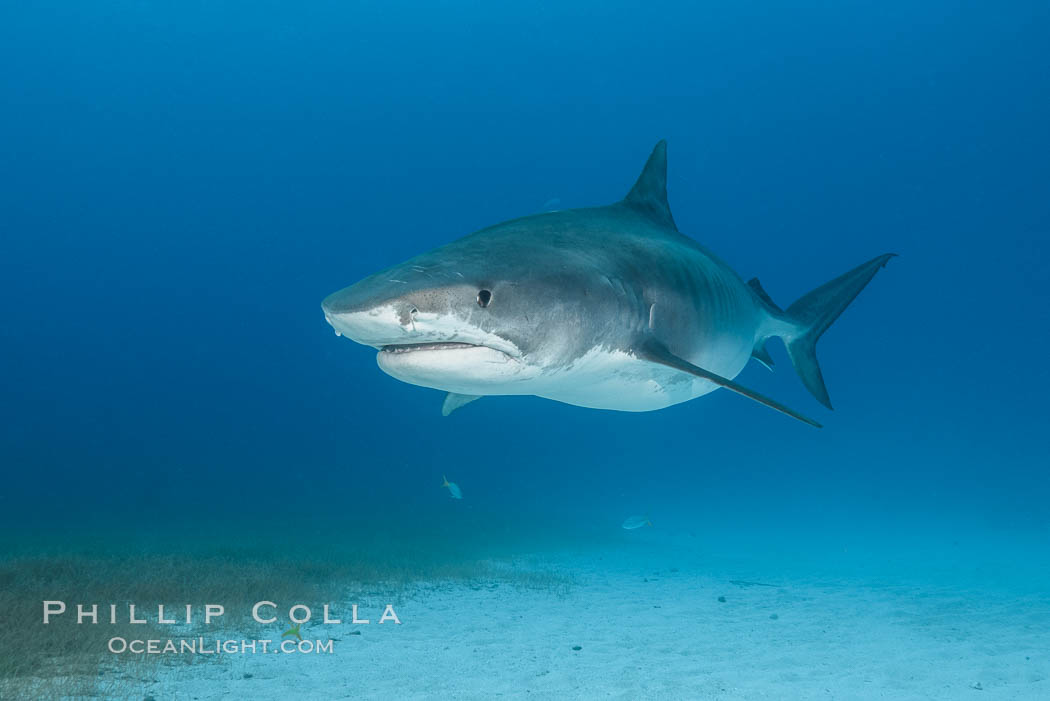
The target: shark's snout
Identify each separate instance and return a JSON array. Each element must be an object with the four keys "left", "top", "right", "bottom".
[
  {"left": 322, "top": 285, "right": 416, "bottom": 323},
  {"left": 321, "top": 277, "right": 425, "bottom": 347},
  {"left": 322, "top": 301, "right": 413, "bottom": 348}
]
